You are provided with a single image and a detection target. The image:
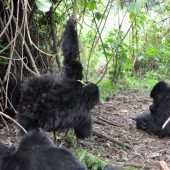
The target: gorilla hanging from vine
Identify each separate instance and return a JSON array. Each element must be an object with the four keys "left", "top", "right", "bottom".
[{"left": 17, "top": 18, "right": 100, "bottom": 139}]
